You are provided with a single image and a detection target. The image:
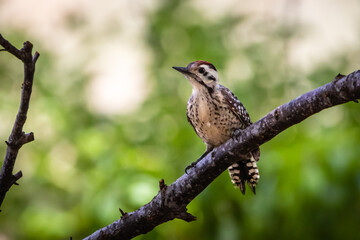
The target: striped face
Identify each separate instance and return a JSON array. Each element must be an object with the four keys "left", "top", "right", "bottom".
[{"left": 173, "top": 61, "right": 219, "bottom": 93}]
